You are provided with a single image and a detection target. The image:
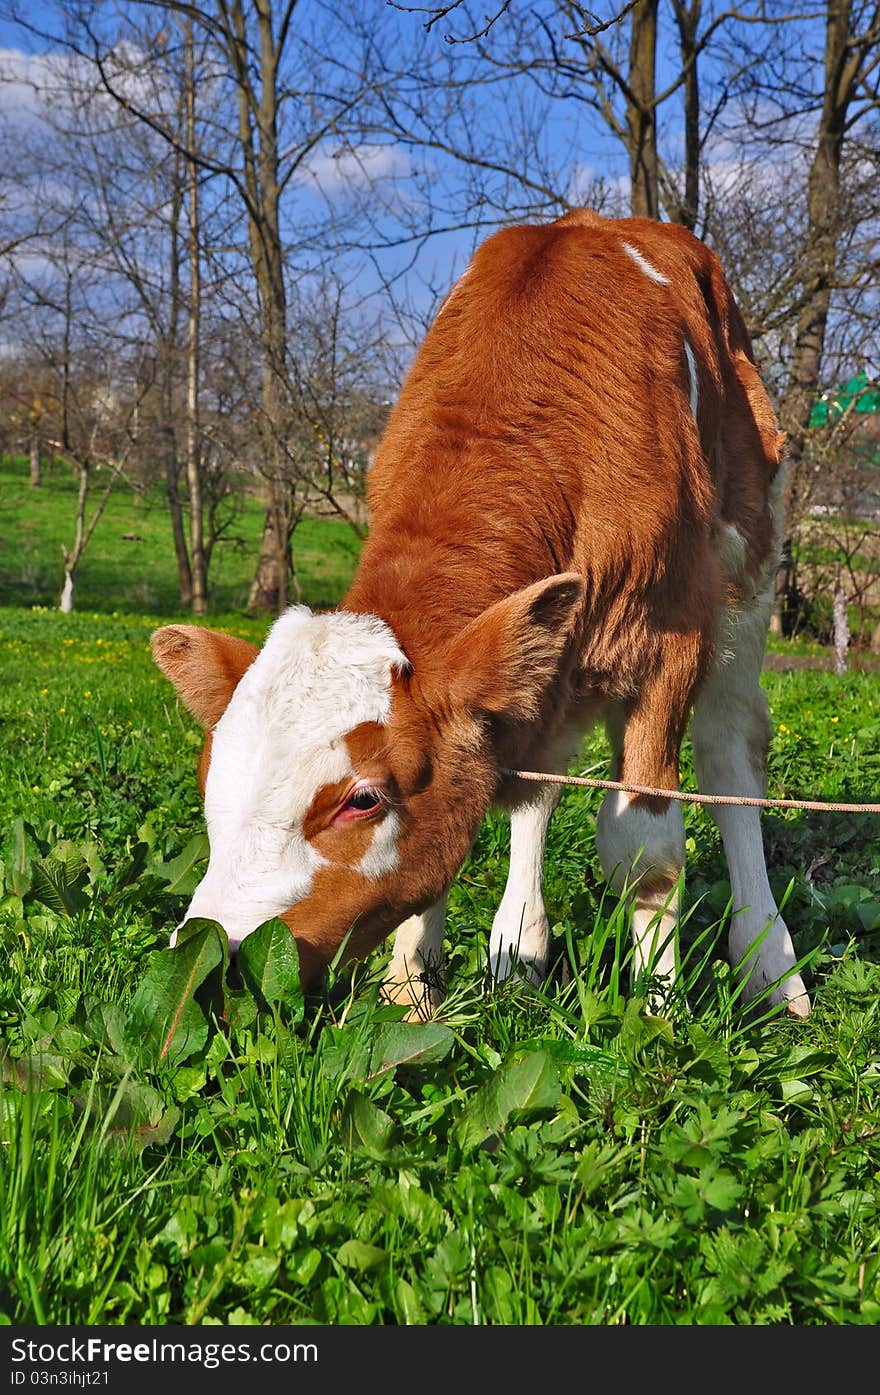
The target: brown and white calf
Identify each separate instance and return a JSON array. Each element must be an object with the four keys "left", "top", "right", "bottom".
[{"left": 151, "top": 208, "right": 810, "bottom": 1020}]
